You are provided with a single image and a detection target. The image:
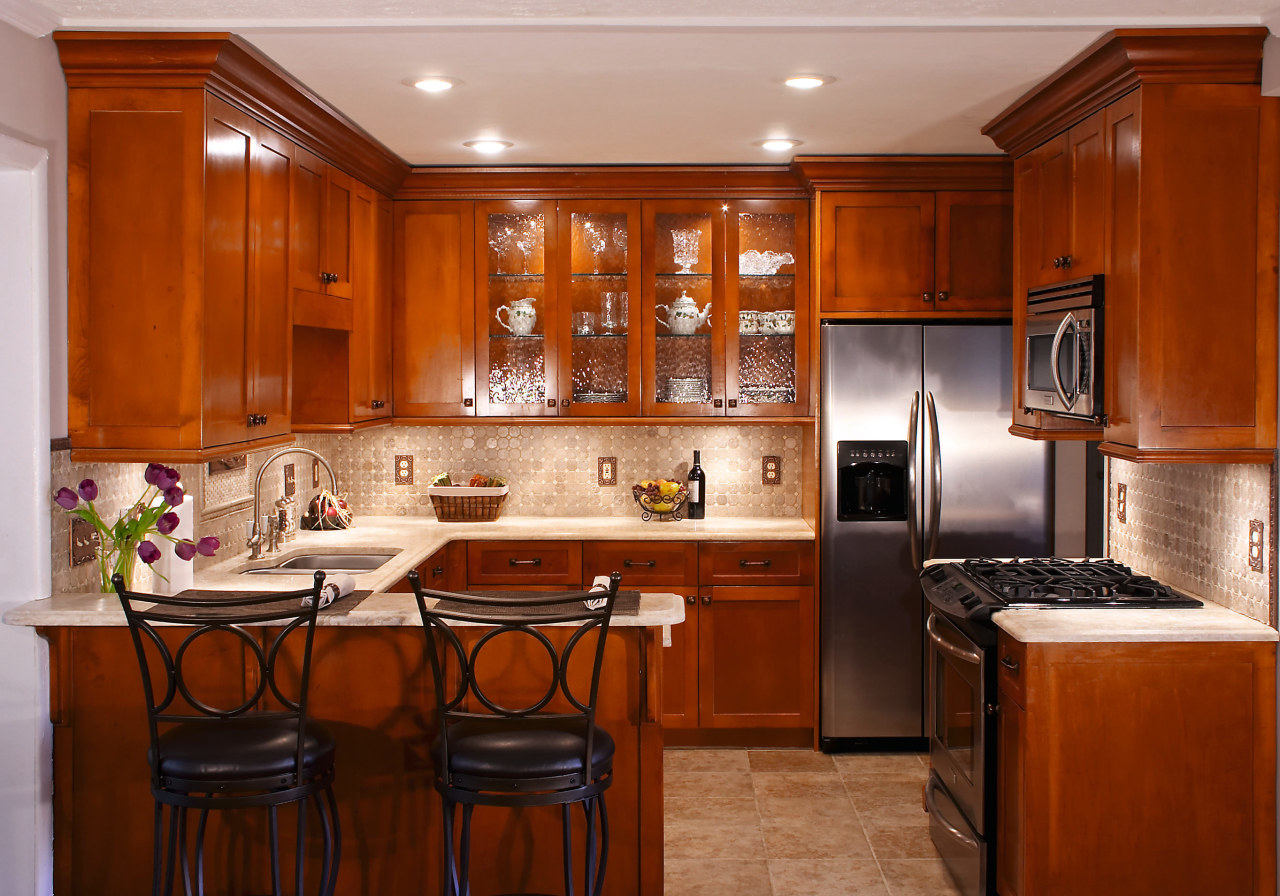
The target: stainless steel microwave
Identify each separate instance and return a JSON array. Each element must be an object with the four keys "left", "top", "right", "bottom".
[{"left": 1023, "top": 275, "right": 1103, "bottom": 422}]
